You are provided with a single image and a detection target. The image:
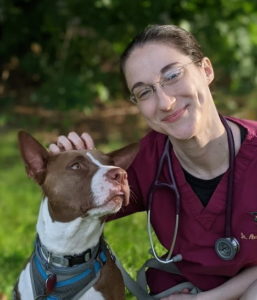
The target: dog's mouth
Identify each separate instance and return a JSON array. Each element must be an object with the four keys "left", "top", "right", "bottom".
[
  {"left": 83, "top": 188, "right": 130, "bottom": 218},
  {"left": 107, "top": 191, "right": 128, "bottom": 206}
]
